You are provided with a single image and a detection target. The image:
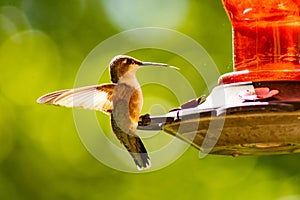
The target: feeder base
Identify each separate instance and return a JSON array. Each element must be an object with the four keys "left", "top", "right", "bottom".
[{"left": 138, "top": 81, "right": 300, "bottom": 156}]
